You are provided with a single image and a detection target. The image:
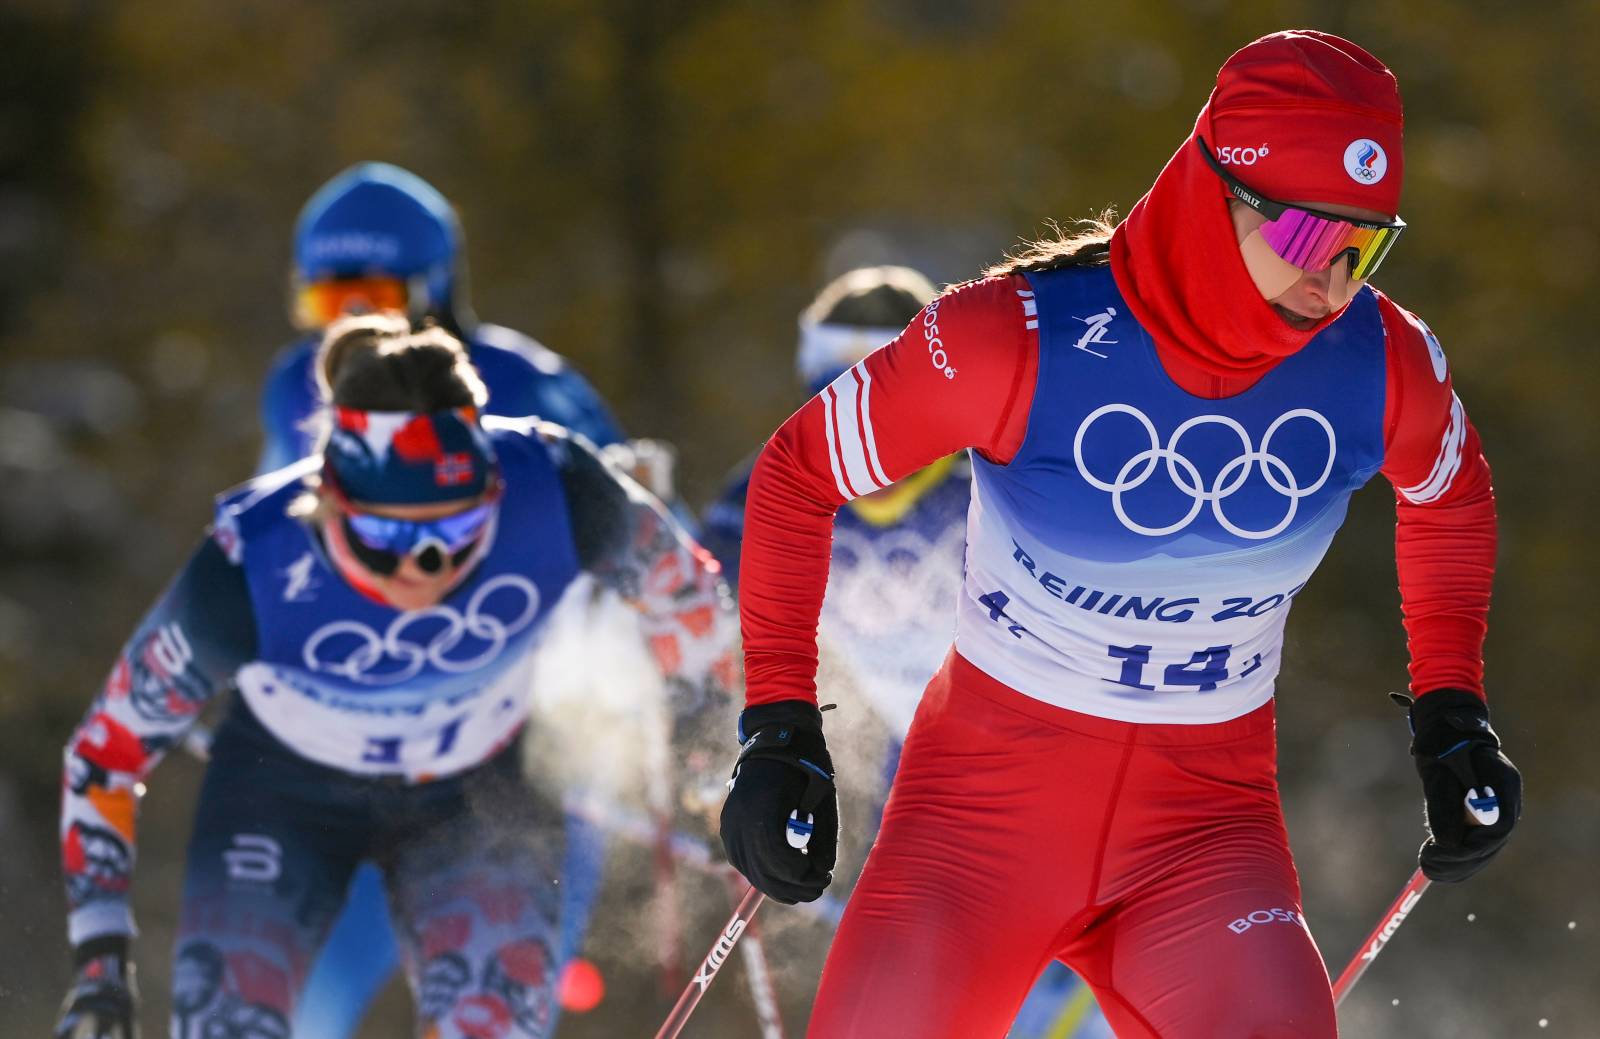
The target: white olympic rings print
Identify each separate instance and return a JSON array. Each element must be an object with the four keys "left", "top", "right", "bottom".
[
  {"left": 1072, "top": 403, "right": 1337, "bottom": 540},
  {"left": 303, "top": 574, "right": 541, "bottom": 685}
]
